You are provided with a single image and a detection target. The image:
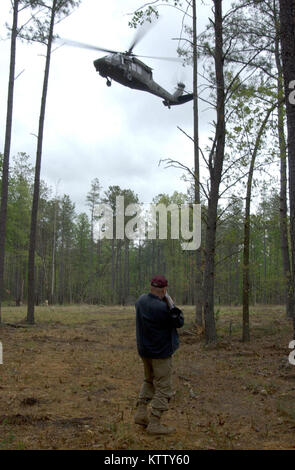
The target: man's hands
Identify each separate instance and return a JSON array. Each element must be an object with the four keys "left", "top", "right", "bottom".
[
  {"left": 163, "top": 292, "right": 184, "bottom": 328},
  {"left": 164, "top": 292, "right": 175, "bottom": 309}
]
